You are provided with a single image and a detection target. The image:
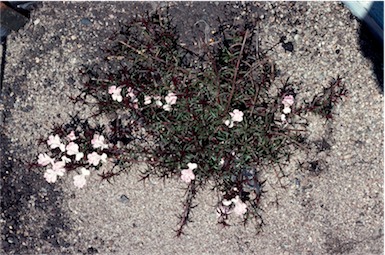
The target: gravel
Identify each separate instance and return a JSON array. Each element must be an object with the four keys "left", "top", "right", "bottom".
[{"left": 1, "top": 2, "right": 383, "bottom": 254}]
